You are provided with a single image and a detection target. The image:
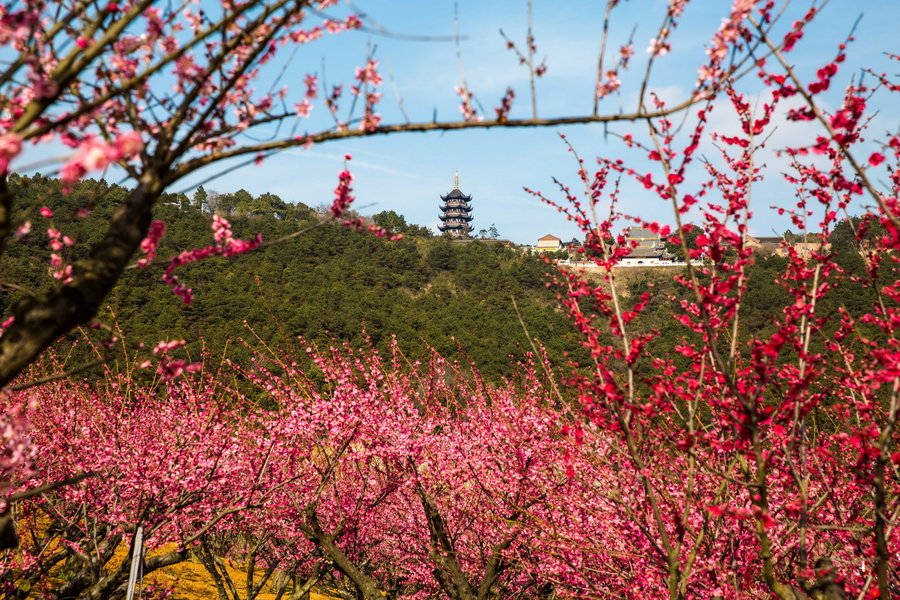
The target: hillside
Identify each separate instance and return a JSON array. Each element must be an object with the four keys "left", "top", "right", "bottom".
[
  {"left": 2, "top": 174, "right": 884, "bottom": 385},
  {"left": 2, "top": 174, "right": 583, "bottom": 380}
]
